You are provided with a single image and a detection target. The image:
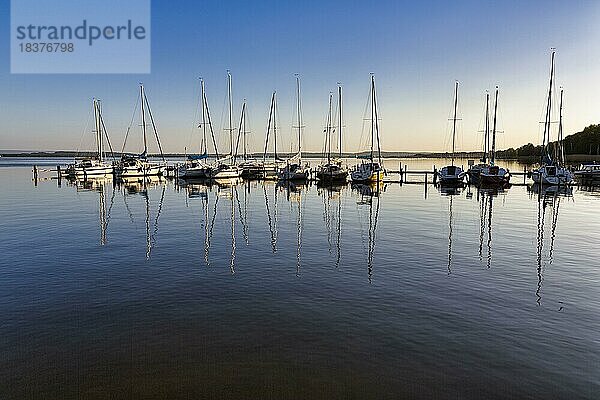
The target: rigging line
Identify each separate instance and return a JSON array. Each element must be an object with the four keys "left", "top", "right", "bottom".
[
  {"left": 142, "top": 91, "right": 166, "bottom": 162},
  {"left": 264, "top": 92, "right": 275, "bottom": 163},
  {"left": 99, "top": 110, "right": 116, "bottom": 161},
  {"left": 234, "top": 101, "right": 246, "bottom": 163},
  {"left": 121, "top": 93, "right": 140, "bottom": 154},
  {"left": 203, "top": 88, "right": 220, "bottom": 160},
  {"left": 75, "top": 104, "right": 94, "bottom": 156},
  {"left": 373, "top": 79, "right": 383, "bottom": 166}
]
